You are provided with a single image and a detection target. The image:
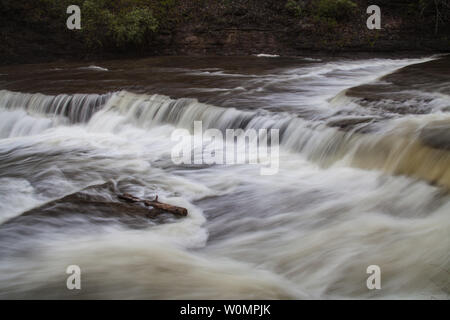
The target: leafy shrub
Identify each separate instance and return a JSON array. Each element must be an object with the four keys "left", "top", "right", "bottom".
[
  {"left": 82, "top": 0, "right": 158, "bottom": 49},
  {"left": 315, "top": 0, "right": 357, "bottom": 22},
  {"left": 111, "top": 7, "right": 159, "bottom": 47},
  {"left": 285, "top": 0, "right": 303, "bottom": 17}
]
